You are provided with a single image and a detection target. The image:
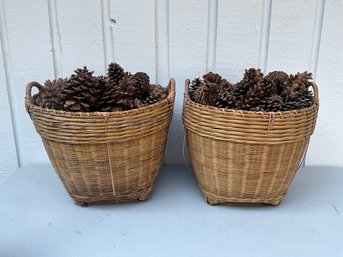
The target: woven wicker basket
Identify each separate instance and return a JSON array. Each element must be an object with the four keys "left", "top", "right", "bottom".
[
  {"left": 183, "top": 79, "right": 319, "bottom": 206},
  {"left": 25, "top": 79, "right": 175, "bottom": 205}
]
